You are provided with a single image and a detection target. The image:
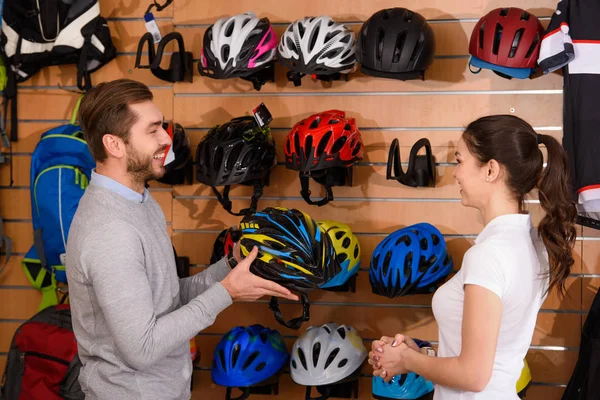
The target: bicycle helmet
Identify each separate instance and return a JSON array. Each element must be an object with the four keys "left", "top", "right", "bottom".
[
  {"left": 369, "top": 223, "right": 453, "bottom": 298},
  {"left": 199, "top": 12, "right": 277, "bottom": 90},
  {"left": 284, "top": 110, "right": 363, "bottom": 207},
  {"left": 196, "top": 116, "right": 276, "bottom": 216},
  {"left": 517, "top": 359, "right": 532, "bottom": 399},
  {"left": 317, "top": 220, "right": 360, "bottom": 289},
  {"left": 372, "top": 339, "right": 434, "bottom": 400},
  {"left": 212, "top": 324, "right": 289, "bottom": 399},
  {"left": 157, "top": 121, "right": 193, "bottom": 185},
  {"left": 278, "top": 16, "right": 356, "bottom": 86},
  {"left": 468, "top": 8, "right": 544, "bottom": 79},
  {"left": 290, "top": 323, "right": 367, "bottom": 389},
  {"left": 210, "top": 226, "right": 242, "bottom": 265},
  {"left": 356, "top": 8, "right": 435, "bottom": 80},
  {"left": 239, "top": 207, "right": 341, "bottom": 329}
]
